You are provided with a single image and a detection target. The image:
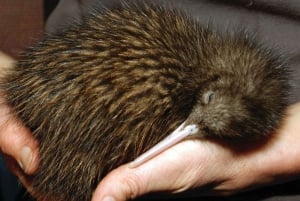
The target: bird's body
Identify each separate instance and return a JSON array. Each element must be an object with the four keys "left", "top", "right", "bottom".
[{"left": 1, "top": 3, "right": 289, "bottom": 201}]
